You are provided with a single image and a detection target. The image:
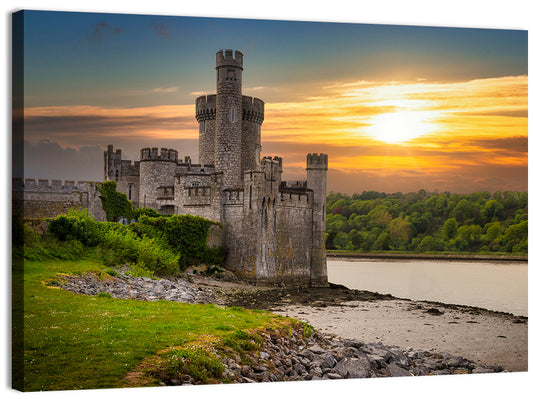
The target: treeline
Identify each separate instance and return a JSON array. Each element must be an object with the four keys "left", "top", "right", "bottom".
[{"left": 326, "top": 190, "right": 527, "bottom": 254}]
